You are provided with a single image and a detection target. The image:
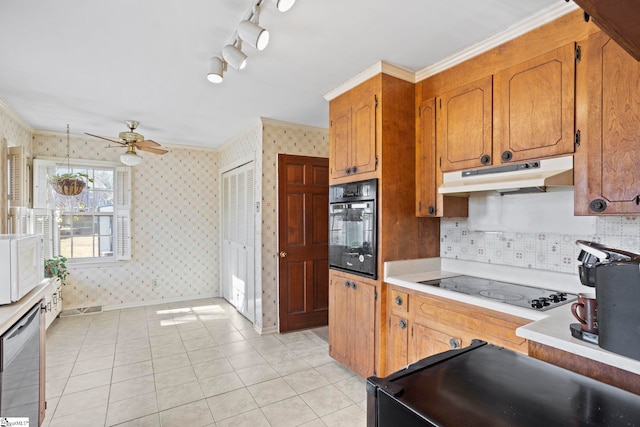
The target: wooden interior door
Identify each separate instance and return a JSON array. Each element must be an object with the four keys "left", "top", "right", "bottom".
[{"left": 278, "top": 154, "right": 329, "bottom": 332}]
